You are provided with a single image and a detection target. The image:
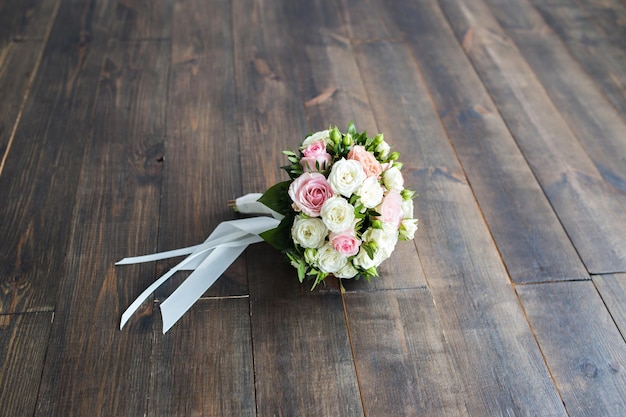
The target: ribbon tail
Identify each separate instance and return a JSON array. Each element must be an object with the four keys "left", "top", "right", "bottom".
[
  {"left": 119, "top": 245, "right": 214, "bottom": 329},
  {"left": 160, "top": 243, "right": 248, "bottom": 333},
  {"left": 116, "top": 244, "right": 204, "bottom": 265},
  {"left": 117, "top": 216, "right": 281, "bottom": 332}
]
